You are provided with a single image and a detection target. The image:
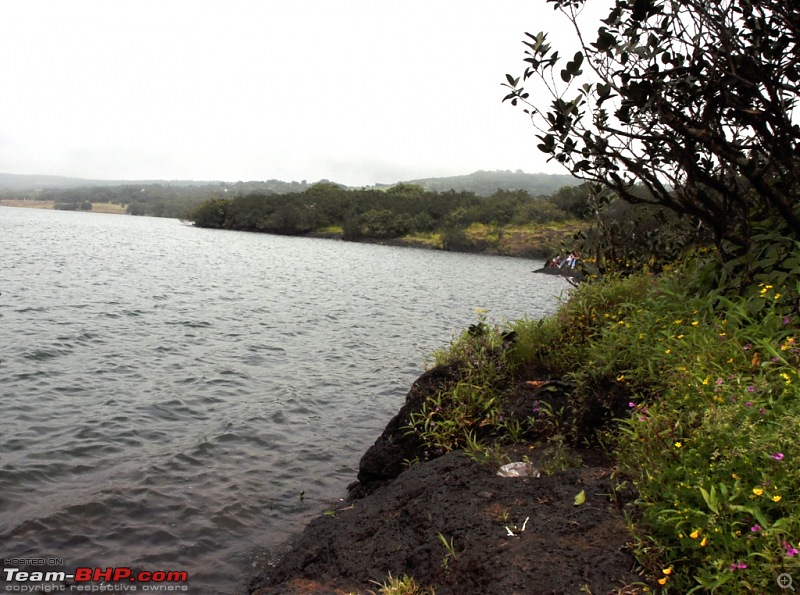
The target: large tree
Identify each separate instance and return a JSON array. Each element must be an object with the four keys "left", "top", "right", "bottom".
[{"left": 503, "top": 0, "right": 800, "bottom": 274}]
